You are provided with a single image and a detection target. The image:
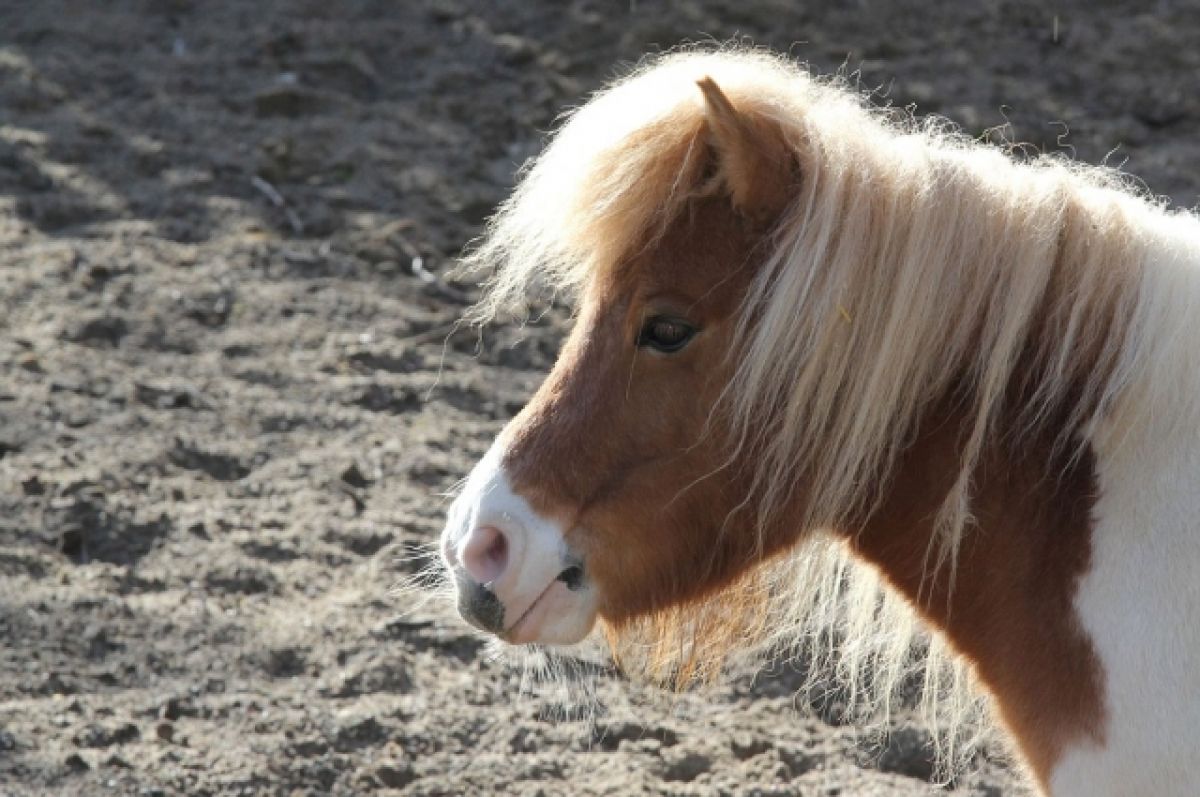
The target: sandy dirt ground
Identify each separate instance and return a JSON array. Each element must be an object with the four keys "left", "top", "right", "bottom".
[{"left": 2, "top": 2, "right": 1199, "bottom": 795}]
